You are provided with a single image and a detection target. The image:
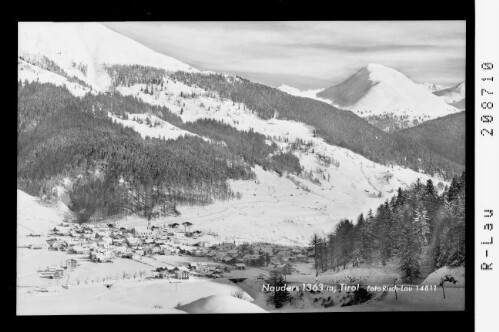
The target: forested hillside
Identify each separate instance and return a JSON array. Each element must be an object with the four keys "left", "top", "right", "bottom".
[
  {"left": 17, "top": 82, "right": 301, "bottom": 222},
  {"left": 310, "top": 172, "right": 465, "bottom": 282},
  {"left": 364, "top": 113, "right": 420, "bottom": 133},
  {"left": 167, "top": 72, "right": 464, "bottom": 179},
  {"left": 397, "top": 112, "right": 466, "bottom": 166}
]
